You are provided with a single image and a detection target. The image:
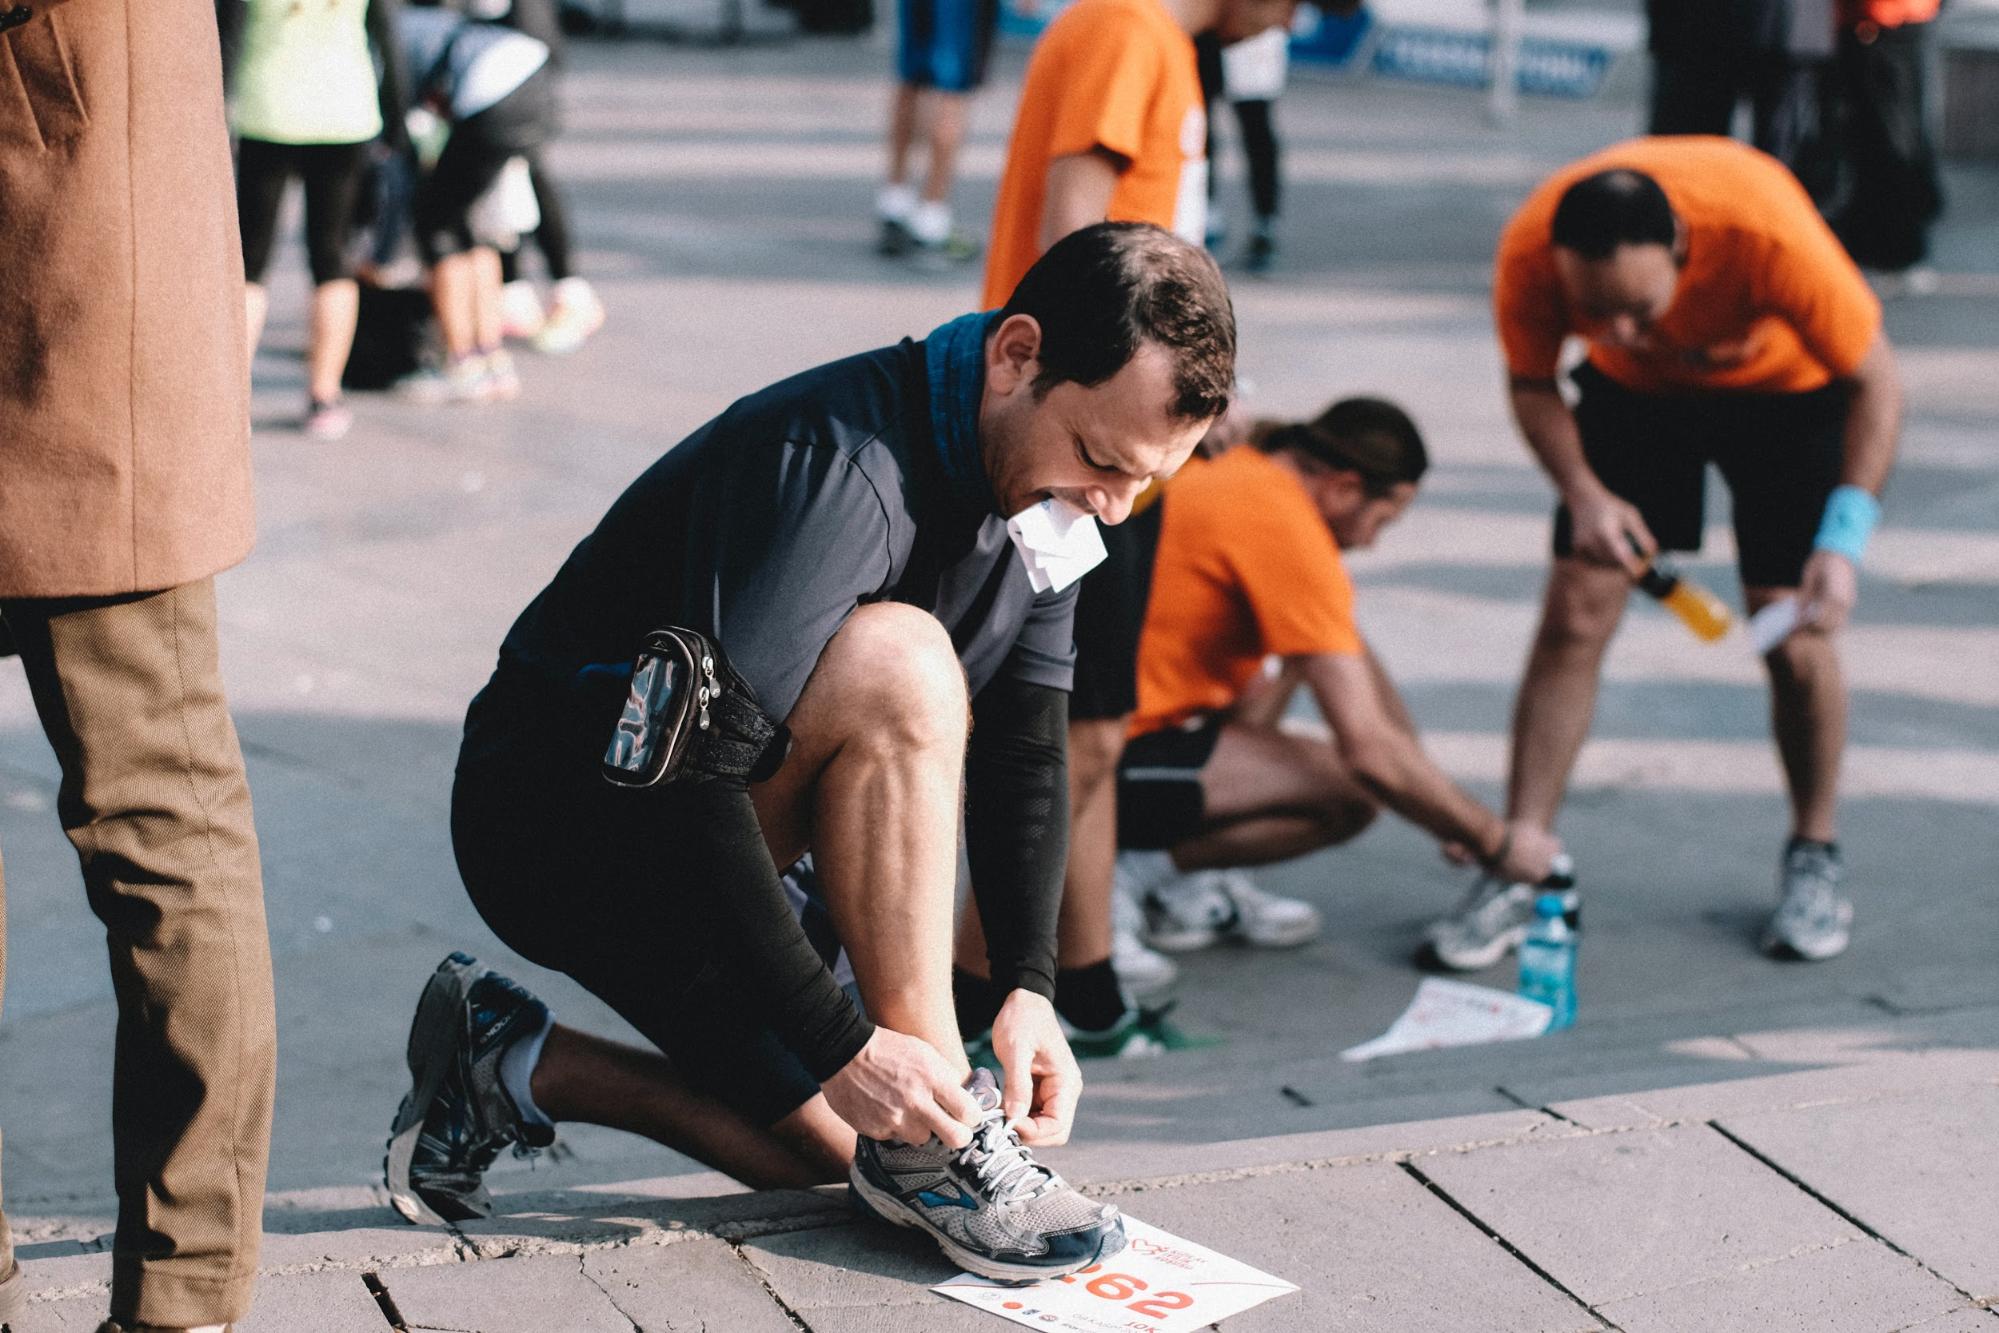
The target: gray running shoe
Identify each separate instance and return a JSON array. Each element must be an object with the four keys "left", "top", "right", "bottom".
[
  {"left": 877, "top": 216, "right": 915, "bottom": 257},
  {"left": 1422, "top": 876, "right": 1538, "bottom": 971},
  {"left": 385, "top": 952, "right": 553, "bottom": 1225},
  {"left": 849, "top": 1068, "right": 1126, "bottom": 1282},
  {"left": 1762, "top": 840, "right": 1852, "bottom": 961}
]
